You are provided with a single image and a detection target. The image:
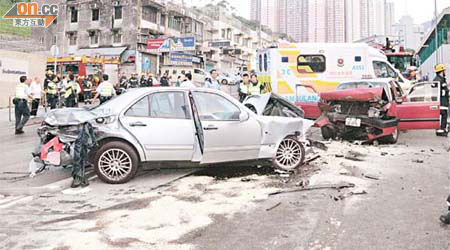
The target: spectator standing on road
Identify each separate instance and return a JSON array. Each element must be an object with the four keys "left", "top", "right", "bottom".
[
  {"left": 47, "top": 76, "right": 59, "bottom": 109},
  {"left": 176, "top": 75, "right": 182, "bottom": 87},
  {"left": 434, "top": 64, "right": 449, "bottom": 136},
  {"left": 14, "top": 76, "right": 32, "bottom": 134},
  {"left": 119, "top": 74, "right": 128, "bottom": 89},
  {"left": 160, "top": 72, "right": 170, "bottom": 87},
  {"left": 93, "top": 74, "right": 116, "bottom": 104},
  {"left": 180, "top": 73, "right": 196, "bottom": 88},
  {"left": 238, "top": 73, "right": 250, "bottom": 102},
  {"left": 248, "top": 73, "right": 264, "bottom": 95},
  {"left": 29, "top": 77, "right": 42, "bottom": 117},
  {"left": 205, "top": 69, "right": 220, "bottom": 90}
]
